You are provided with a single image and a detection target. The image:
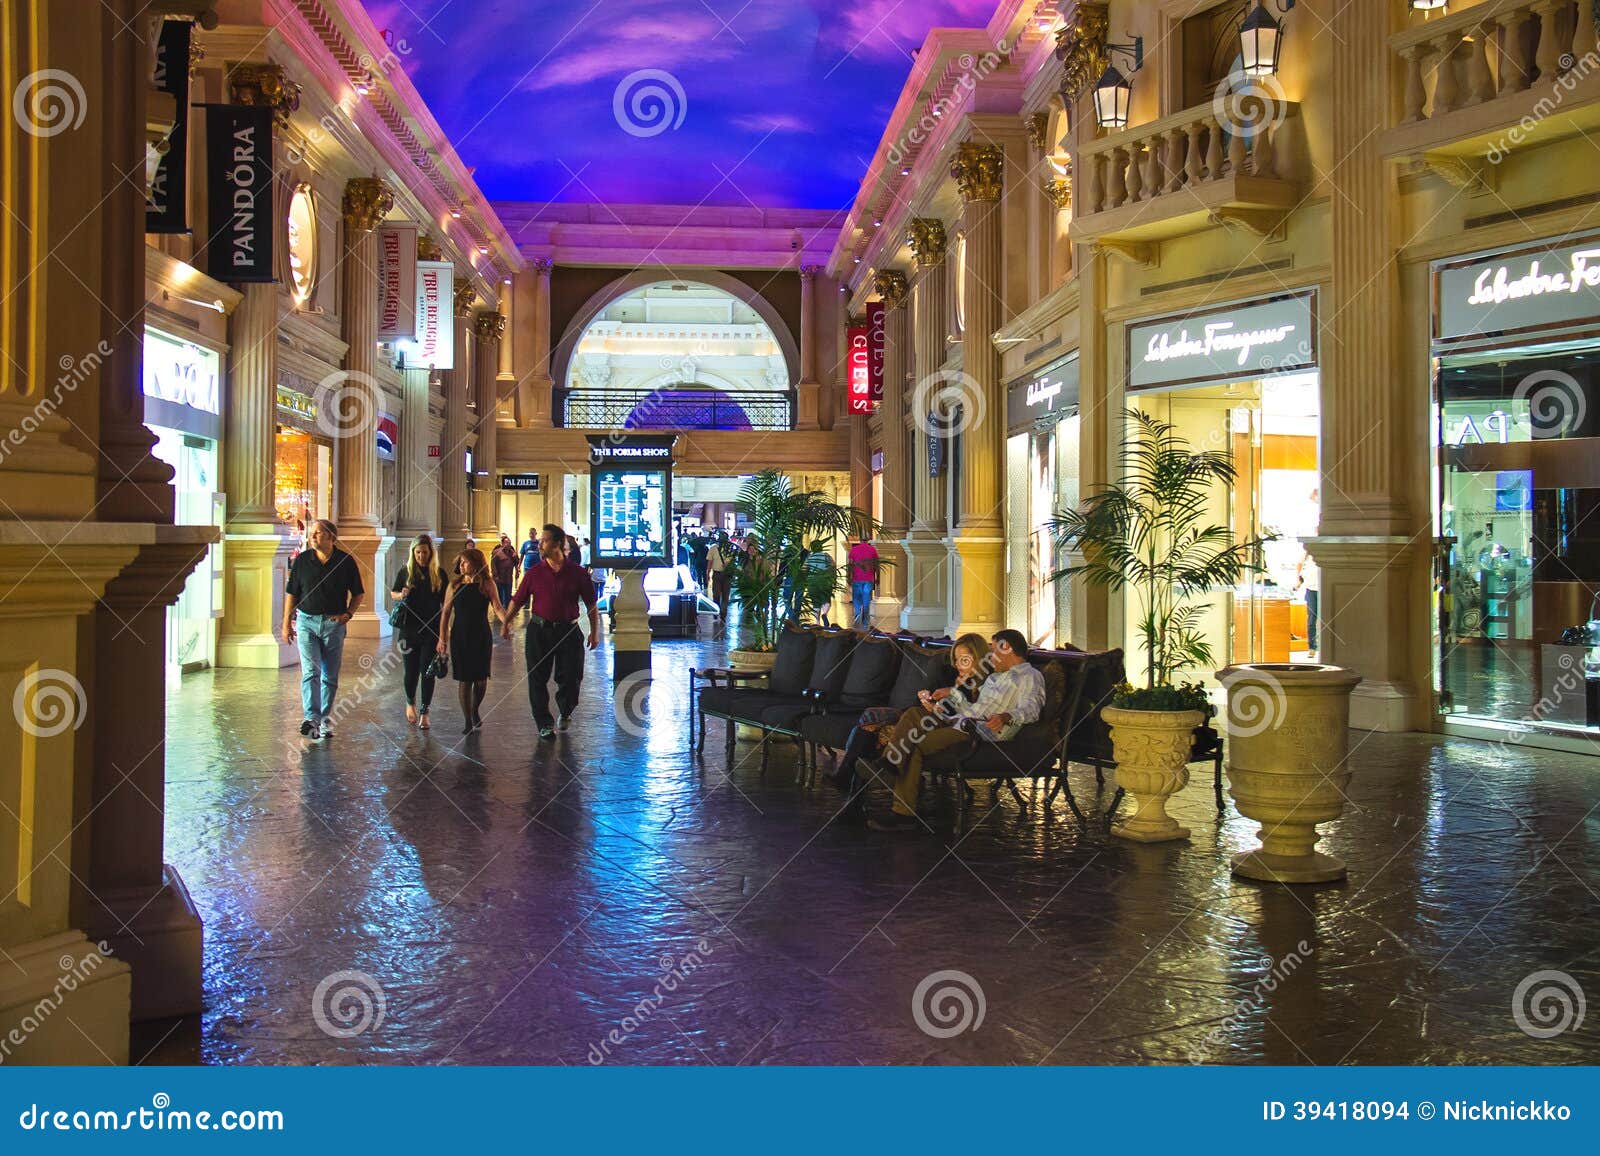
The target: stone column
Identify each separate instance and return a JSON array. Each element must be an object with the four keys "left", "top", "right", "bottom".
[
  {"left": 1303, "top": 4, "right": 1422, "bottom": 732},
  {"left": 439, "top": 280, "right": 476, "bottom": 561},
  {"left": 472, "top": 310, "right": 506, "bottom": 538},
  {"left": 795, "top": 264, "right": 822, "bottom": 429},
  {"left": 949, "top": 142, "right": 1008, "bottom": 637},
  {"left": 872, "top": 269, "right": 910, "bottom": 628},
  {"left": 219, "top": 282, "right": 297, "bottom": 667},
  {"left": 516, "top": 258, "right": 554, "bottom": 426},
  {"left": 1045, "top": 175, "right": 1073, "bottom": 289},
  {"left": 395, "top": 367, "right": 435, "bottom": 541},
  {"left": 901, "top": 217, "right": 951, "bottom": 634},
  {"left": 336, "top": 177, "right": 395, "bottom": 638}
]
